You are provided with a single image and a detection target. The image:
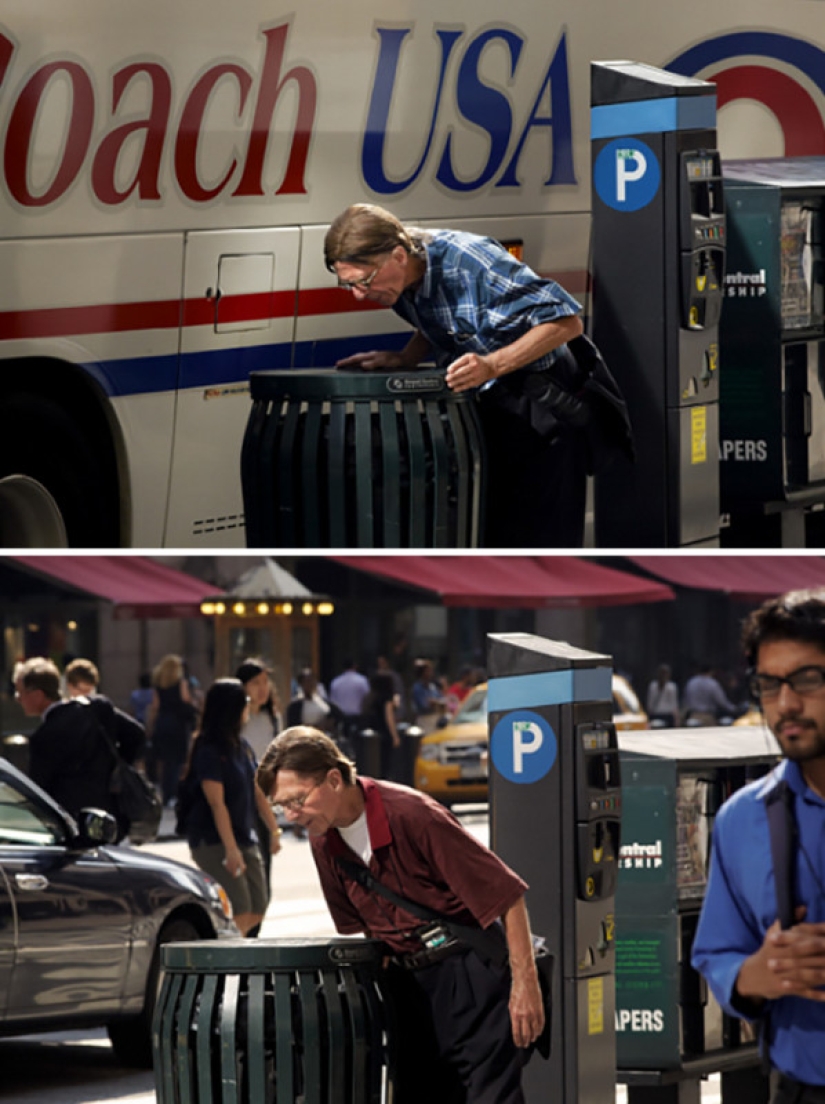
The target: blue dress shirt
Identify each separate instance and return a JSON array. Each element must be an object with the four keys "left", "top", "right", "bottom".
[{"left": 692, "top": 759, "right": 825, "bottom": 1083}]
